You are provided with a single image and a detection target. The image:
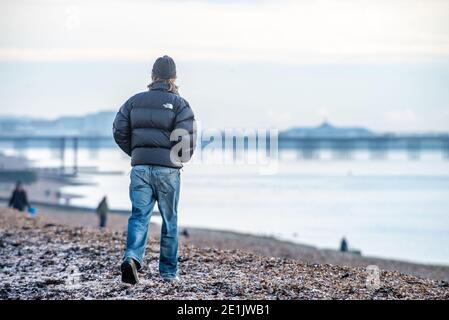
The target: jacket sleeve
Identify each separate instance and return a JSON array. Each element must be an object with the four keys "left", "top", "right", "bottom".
[
  {"left": 113, "top": 99, "right": 133, "bottom": 156},
  {"left": 173, "top": 99, "right": 197, "bottom": 162}
]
